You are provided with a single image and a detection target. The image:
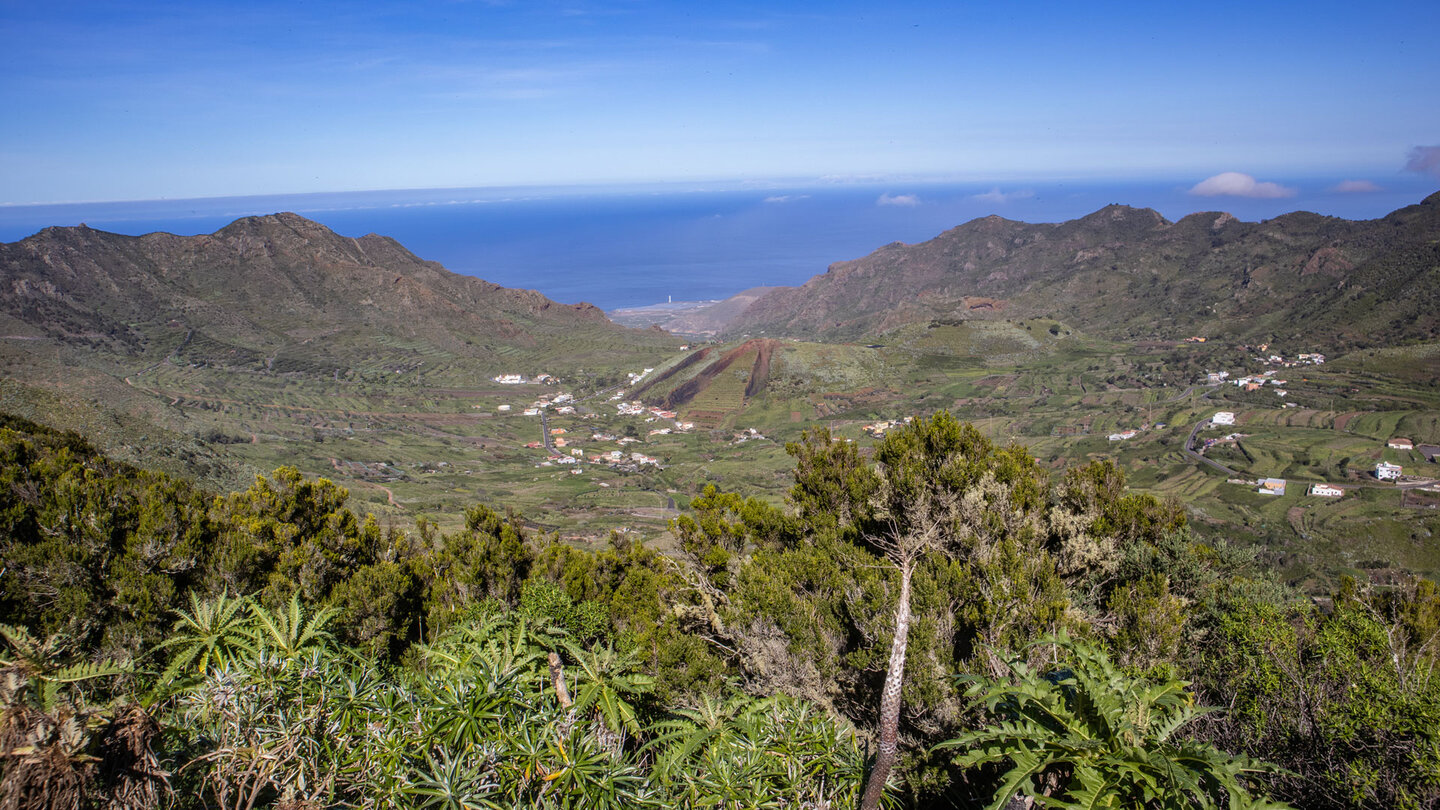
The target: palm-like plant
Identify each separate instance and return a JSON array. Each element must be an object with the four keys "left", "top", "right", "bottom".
[
  {"left": 569, "top": 644, "right": 654, "bottom": 742},
  {"left": 936, "top": 633, "right": 1292, "bottom": 810},
  {"left": 415, "top": 612, "right": 566, "bottom": 683},
  {"left": 645, "top": 691, "right": 767, "bottom": 779},
  {"left": 246, "top": 593, "right": 338, "bottom": 660},
  {"left": 153, "top": 592, "right": 876, "bottom": 810},
  {"left": 155, "top": 591, "right": 256, "bottom": 685}
]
